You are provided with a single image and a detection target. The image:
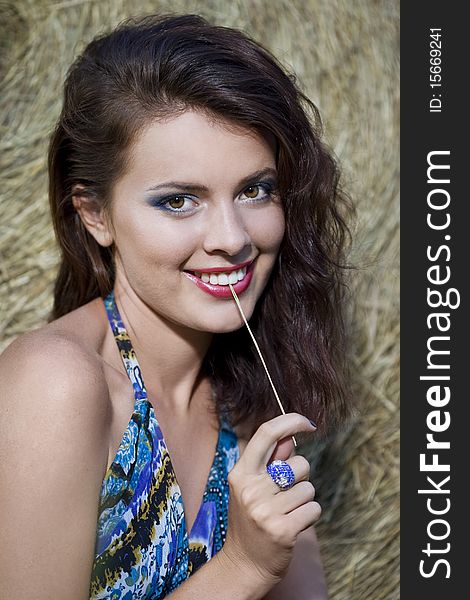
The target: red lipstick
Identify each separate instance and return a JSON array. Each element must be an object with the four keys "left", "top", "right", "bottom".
[
  {"left": 182, "top": 258, "right": 256, "bottom": 298},
  {"left": 184, "top": 258, "right": 254, "bottom": 274}
]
